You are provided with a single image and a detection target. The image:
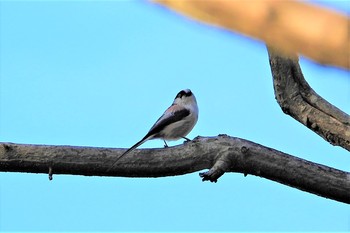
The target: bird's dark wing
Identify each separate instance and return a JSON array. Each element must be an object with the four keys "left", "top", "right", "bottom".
[
  {"left": 107, "top": 105, "right": 190, "bottom": 171},
  {"left": 145, "top": 105, "right": 190, "bottom": 138}
]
